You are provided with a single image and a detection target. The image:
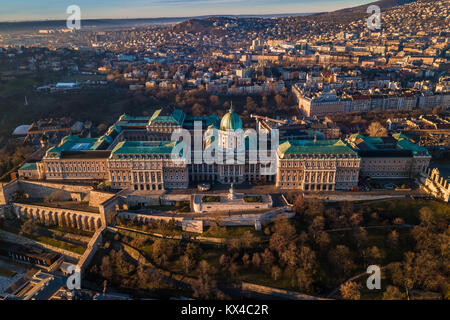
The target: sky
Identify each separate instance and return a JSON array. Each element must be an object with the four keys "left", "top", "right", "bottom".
[{"left": 0, "top": 0, "right": 375, "bottom": 22}]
